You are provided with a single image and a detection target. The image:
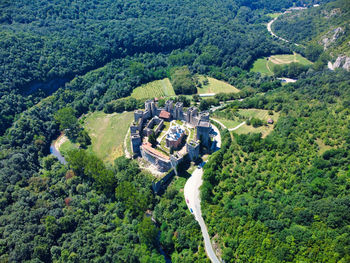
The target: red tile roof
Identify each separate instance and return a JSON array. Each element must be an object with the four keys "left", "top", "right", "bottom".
[
  {"left": 142, "top": 142, "right": 170, "bottom": 160},
  {"left": 159, "top": 110, "right": 171, "bottom": 119}
]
